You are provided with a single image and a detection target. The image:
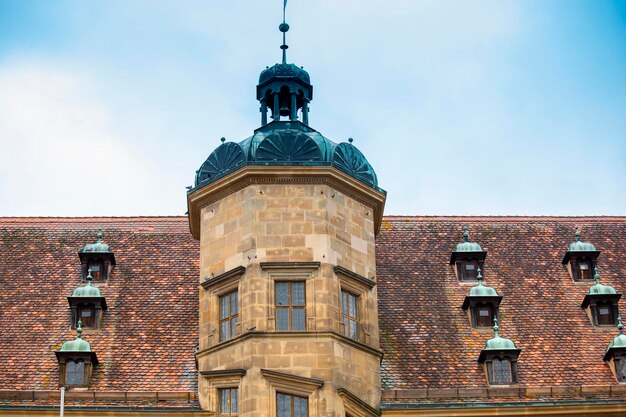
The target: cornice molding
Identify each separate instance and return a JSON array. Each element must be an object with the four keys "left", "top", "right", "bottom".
[{"left": 187, "top": 165, "right": 387, "bottom": 239}]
